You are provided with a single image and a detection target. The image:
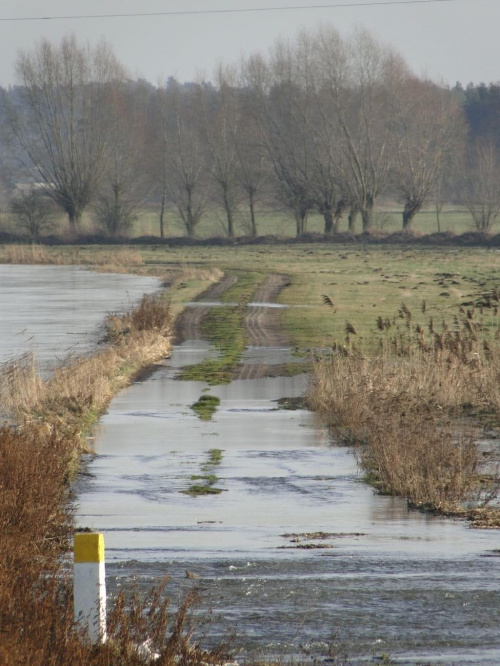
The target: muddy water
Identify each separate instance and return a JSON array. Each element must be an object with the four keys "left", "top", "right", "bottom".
[
  {"left": 0, "top": 265, "right": 160, "bottom": 372},
  {"left": 77, "top": 337, "right": 500, "bottom": 664}
]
